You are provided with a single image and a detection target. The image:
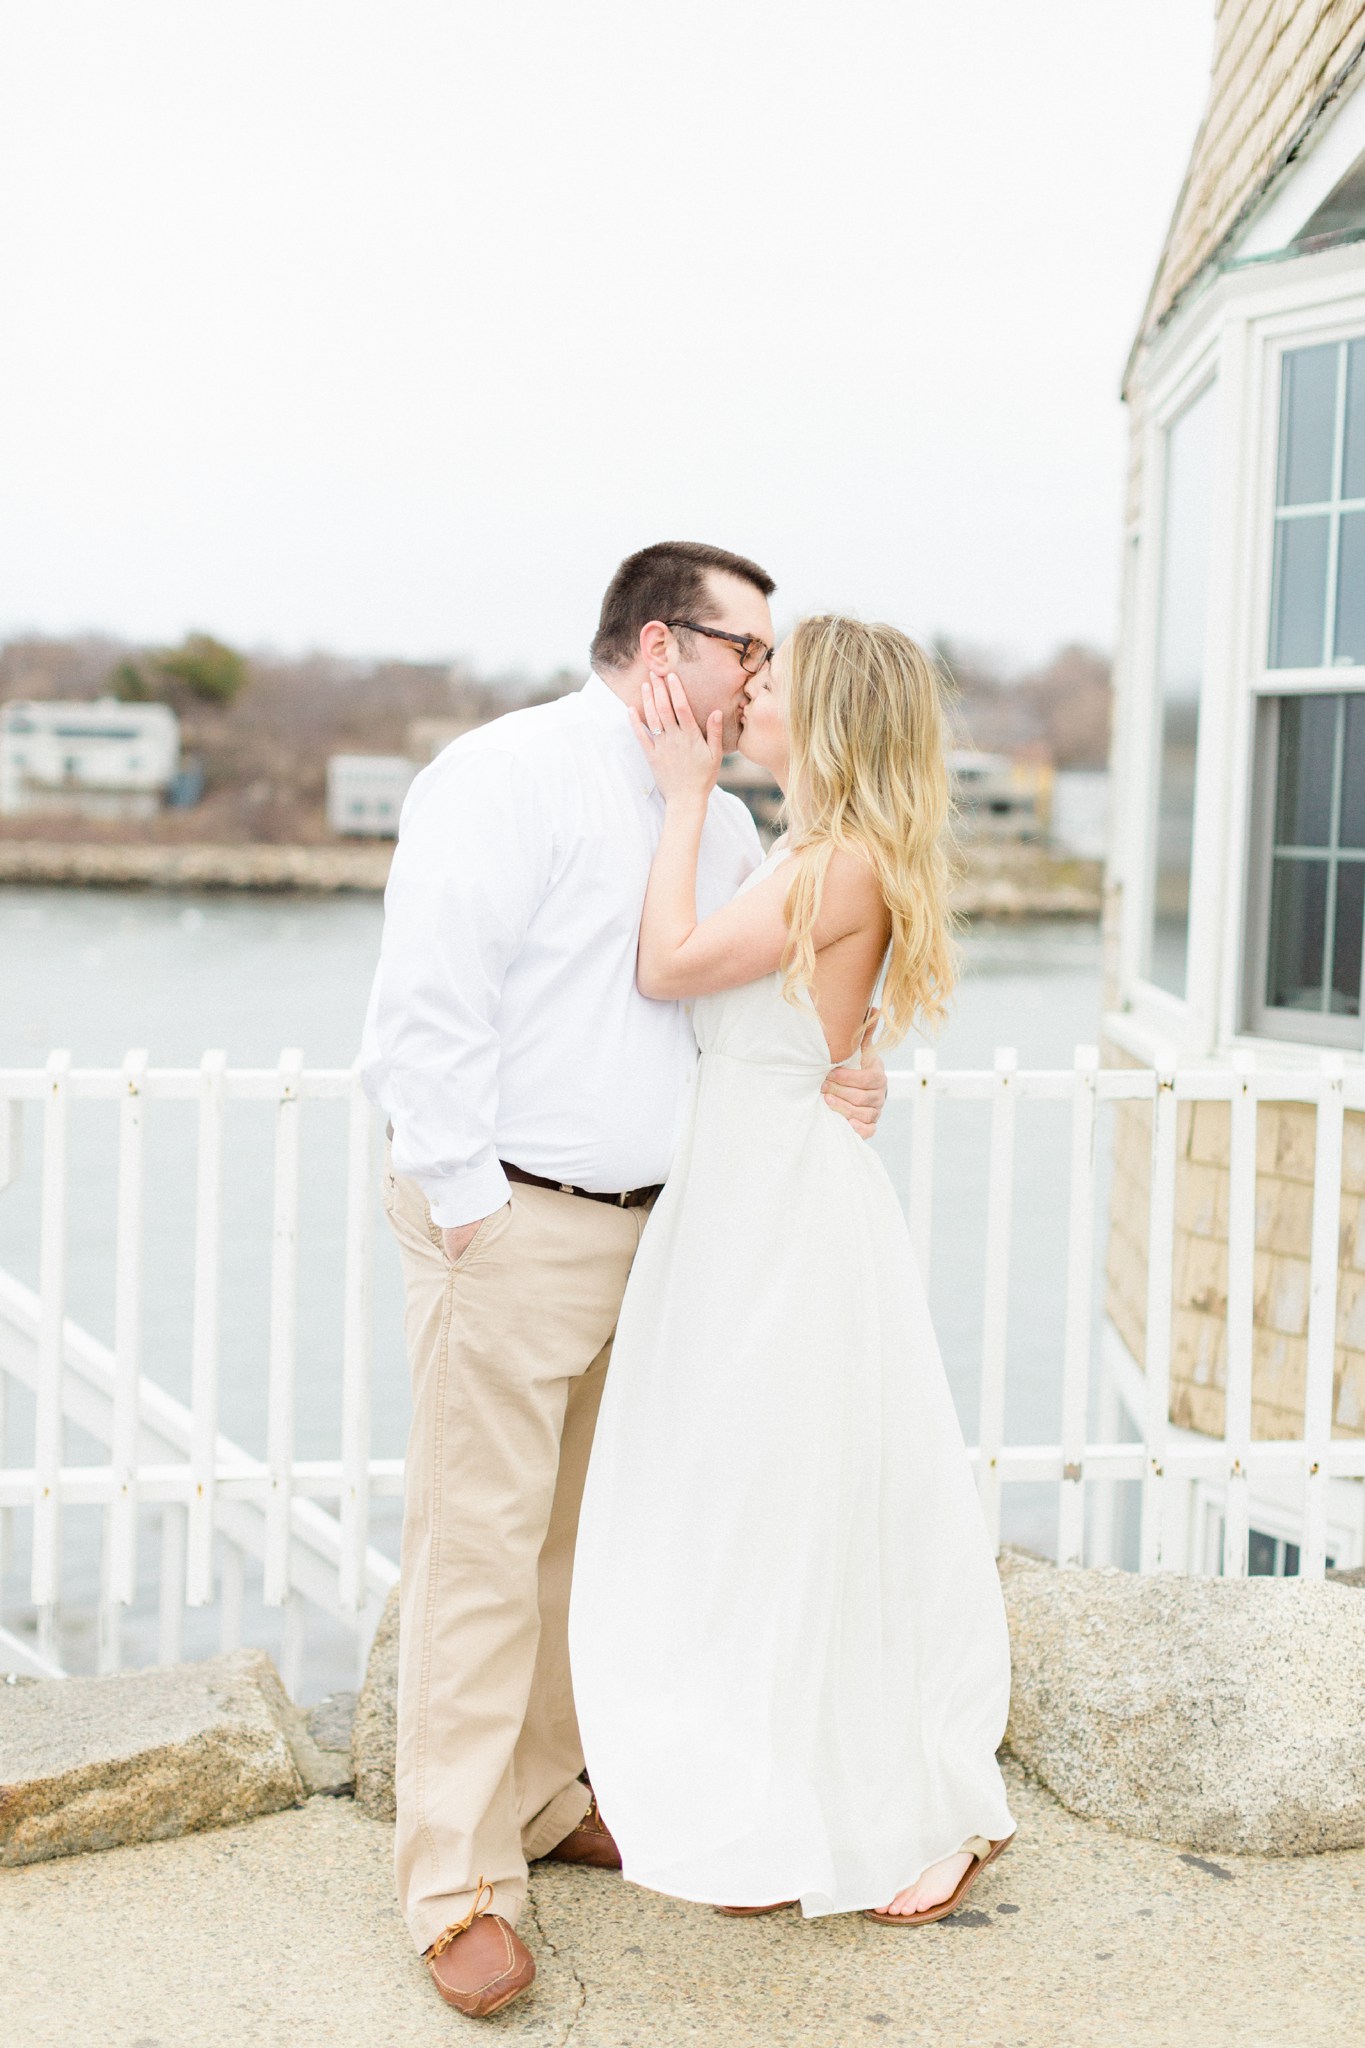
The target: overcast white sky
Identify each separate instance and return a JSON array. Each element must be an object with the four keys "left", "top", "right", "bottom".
[{"left": 0, "top": 3, "right": 1213, "bottom": 677}]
